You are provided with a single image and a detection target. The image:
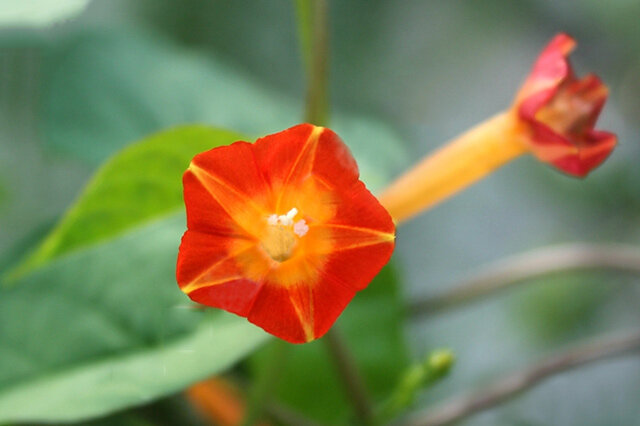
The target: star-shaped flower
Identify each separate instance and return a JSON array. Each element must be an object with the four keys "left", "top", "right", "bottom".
[{"left": 177, "top": 124, "right": 395, "bottom": 343}]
